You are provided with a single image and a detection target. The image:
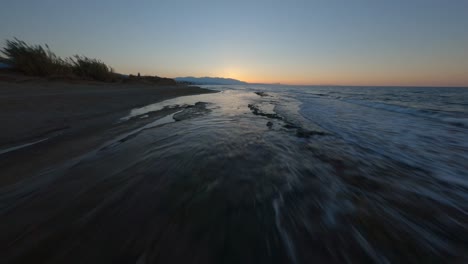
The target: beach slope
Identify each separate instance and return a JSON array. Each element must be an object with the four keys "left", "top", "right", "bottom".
[{"left": 0, "top": 74, "right": 215, "bottom": 185}]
